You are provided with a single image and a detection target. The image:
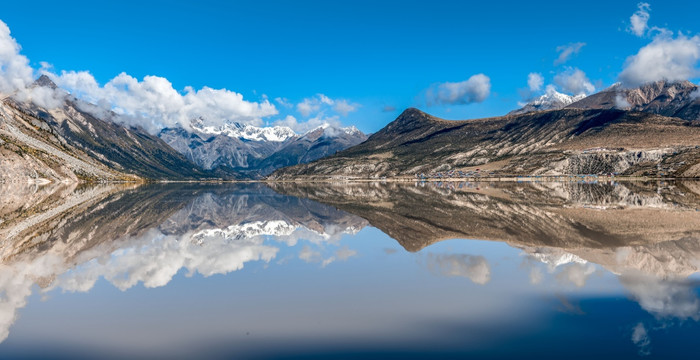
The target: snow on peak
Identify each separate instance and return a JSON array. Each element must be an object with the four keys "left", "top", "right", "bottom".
[
  {"left": 529, "top": 87, "right": 586, "bottom": 108},
  {"left": 191, "top": 119, "right": 297, "bottom": 142},
  {"left": 511, "top": 86, "right": 587, "bottom": 115},
  {"left": 305, "top": 123, "right": 363, "bottom": 137}
]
